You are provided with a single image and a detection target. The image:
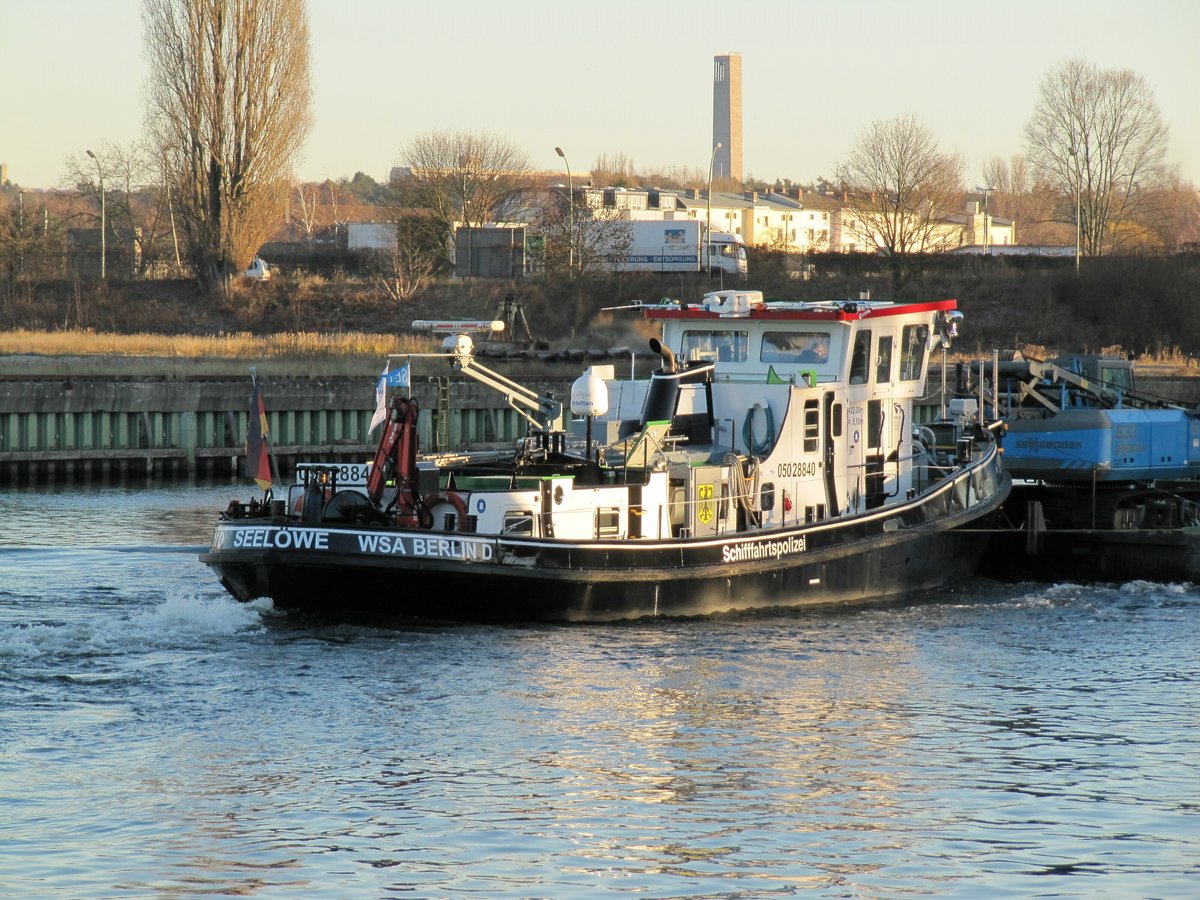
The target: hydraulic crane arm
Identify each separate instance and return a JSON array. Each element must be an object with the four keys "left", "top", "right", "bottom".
[{"left": 367, "top": 395, "right": 427, "bottom": 527}]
